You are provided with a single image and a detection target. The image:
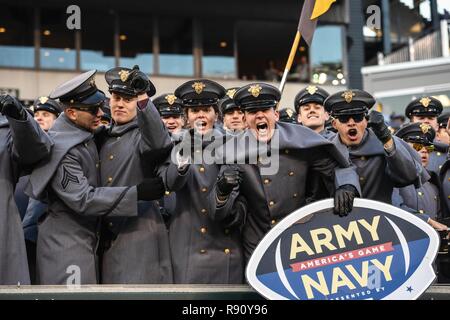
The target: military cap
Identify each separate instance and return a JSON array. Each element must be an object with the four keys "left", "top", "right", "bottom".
[
  {"left": 324, "top": 89, "right": 375, "bottom": 116},
  {"left": 218, "top": 87, "right": 241, "bottom": 115},
  {"left": 105, "top": 65, "right": 156, "bottom": 98},
  {"left": 438, "top": 111, "right": 450, "bottom": 129},
  {"left": 405, "top": 96, "right": 443, "bottom": 118},
  {"left": 49, "top": 70, "right": 105, "bottom": 107},
  {"left": 278, "top": 108, "right": 298, "bottom": 124},
  {"left": 234, "top": 83, "right": 281, "bottom": 112},
  {"left": 31, "top": 96, "right": 62, "bottom": 116},
  {"left": 395, "top": 122, "right": 435, "bottom": 146},
  {"left": 294, "top": 85, "right": 330, "bottom": 113},
  {"left": 153, "top": 93, "right": 184, "bottom": 117},
  {"left": 174, "top": 79, "right": 226, "bottom": 108}
]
